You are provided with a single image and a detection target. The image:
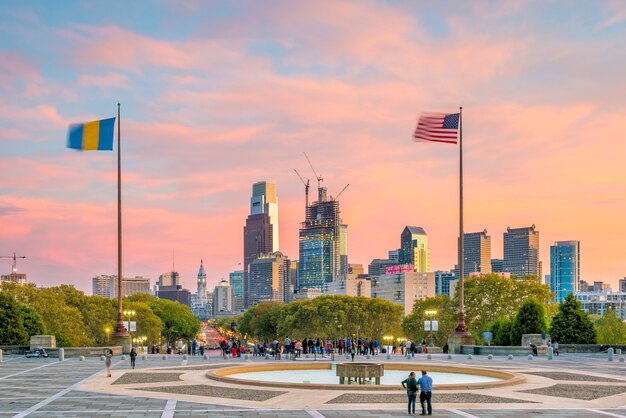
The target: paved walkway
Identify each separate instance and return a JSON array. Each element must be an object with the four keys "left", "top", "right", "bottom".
[{"left": 1, "top": 352, "right": 625, "bottom": 417}]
